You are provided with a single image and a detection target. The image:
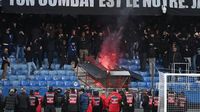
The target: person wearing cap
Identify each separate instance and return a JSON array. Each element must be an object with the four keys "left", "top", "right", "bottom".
[
  {"left": 100, "top": 90, "right": 107, "bottom": 112},
  {"left": 79, "top": 88, "right": 89, "bottom": 112},
  {"left": 1, "top": 48, "right": 10, "bottom": 80},
  {"left": 91, "top": 90, "right": 103, "bottom": 112},
  {"left": 4, "top": 89, "right": 18, "bottom": 112},
  {"left": 17, "top": 88, "right": 29, "bottom": 112},
  {"left": 106, "top": 89, "right": 122, "bottom": 112},
  {"left": 34, "top": 90, "right": 43, "bottom": 112},
  {"left": 43, "top": 87, "right": 57, "bottom": 112},
  {"left": 29, "top": 90, "right": 39, "bottom": 112}
]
